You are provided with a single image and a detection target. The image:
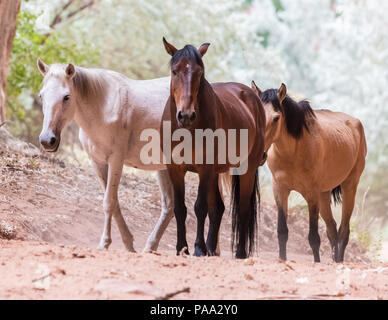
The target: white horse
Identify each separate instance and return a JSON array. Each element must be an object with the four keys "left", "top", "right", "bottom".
[{"left": 37, "top": 58, "right": 174, "bottom": 252}]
